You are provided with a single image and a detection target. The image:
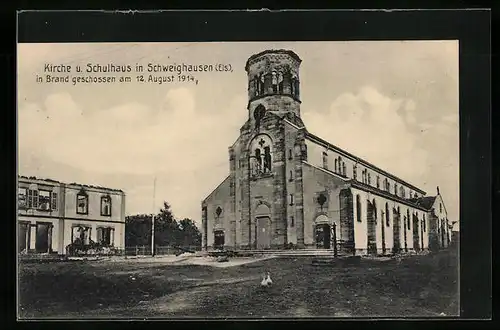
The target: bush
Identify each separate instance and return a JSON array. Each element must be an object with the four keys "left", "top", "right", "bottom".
[{"left": 65, "top": 239, "right": 121, "bottom": 256}]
